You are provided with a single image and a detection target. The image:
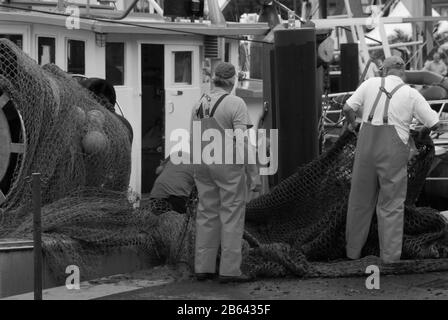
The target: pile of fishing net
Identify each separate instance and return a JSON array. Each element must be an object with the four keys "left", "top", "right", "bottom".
[
  {"left": 243, "top": 130, "right": 448, "bottom": 278},
  {"left": 1, "top": 38, "right": 448, "bottom": 282},
  {"left": 0, "top": 39, "right": 132, "bottom": 234},
  {"left": 4, "top": 131, "right": 448, "bottom": 281}
]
